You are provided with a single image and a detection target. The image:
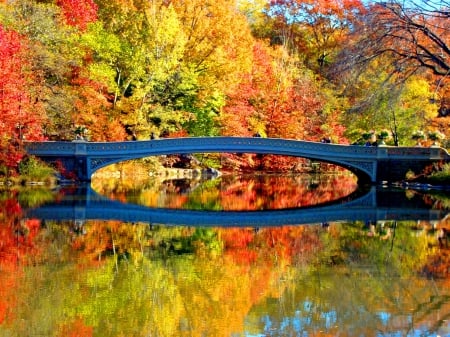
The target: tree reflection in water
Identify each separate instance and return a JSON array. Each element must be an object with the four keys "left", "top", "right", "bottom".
[
  {"left": 94, "top": 173, "right": 359, "bottom": 210},
  {"left": 0, "top": 175, "right": 449, "bottom": 336}
]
